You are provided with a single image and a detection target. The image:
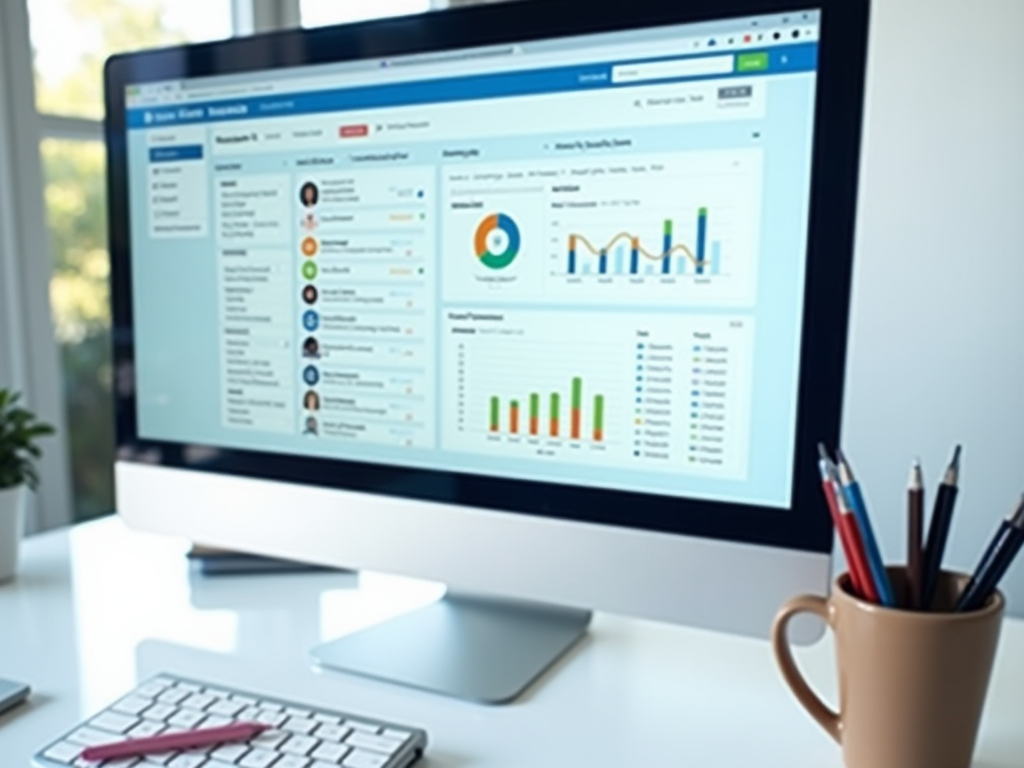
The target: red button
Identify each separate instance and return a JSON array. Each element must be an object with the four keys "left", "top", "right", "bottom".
[{"left": 339, "top": 124, "right": 369, "bottom": 138}]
